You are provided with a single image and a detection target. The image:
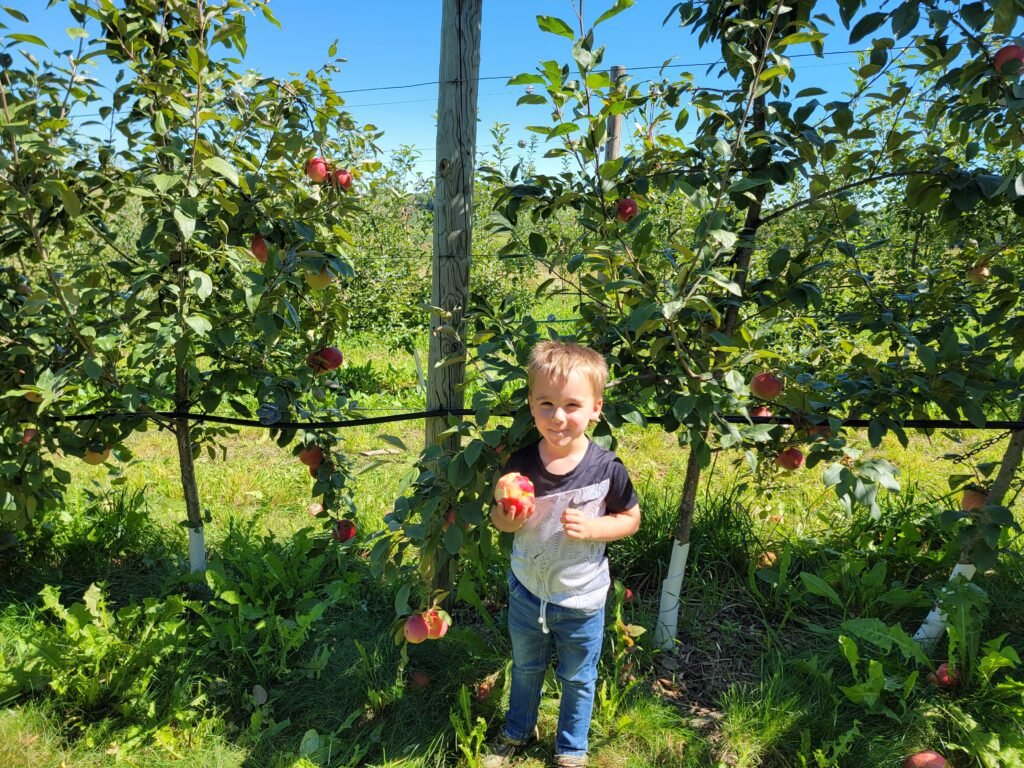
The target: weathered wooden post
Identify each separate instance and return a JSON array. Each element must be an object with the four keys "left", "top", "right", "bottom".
[{"left": 426, "top": 0, "right": 482, "bottom": 593}]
